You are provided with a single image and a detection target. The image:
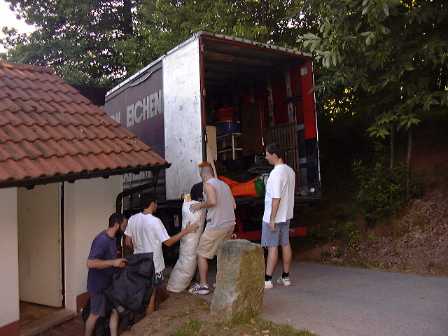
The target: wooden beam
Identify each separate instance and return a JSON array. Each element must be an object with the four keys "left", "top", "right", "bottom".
[
  {"left": 204, "top": 61, "right": 285, "bottom": 75},
  {"left": 205, "top": 50, "right": 272, "bottom": 67},
  {"left": 205, "top": 72, "right": 267, "bottom": 82}
]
